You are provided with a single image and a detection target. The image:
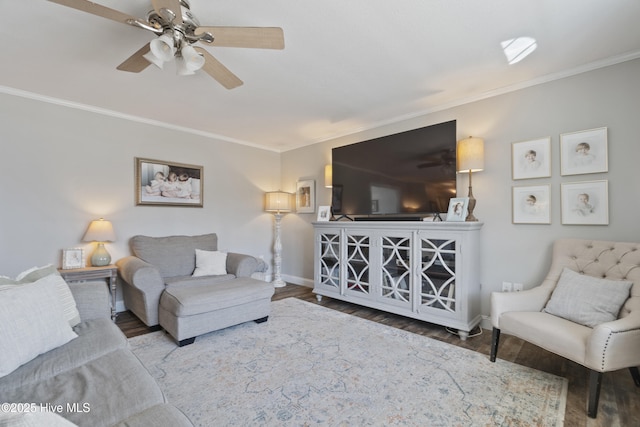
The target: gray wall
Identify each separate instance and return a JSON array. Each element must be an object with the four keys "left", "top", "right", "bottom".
[
  {"left": 0, "top": 93, "right": 280, "bottom": 308},
  {"left": 2, "top": 58, "right": 639, "bottom": 319},
  {"left": 280, "top": 58, "right": 640, "bottom": 317}
]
